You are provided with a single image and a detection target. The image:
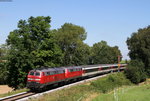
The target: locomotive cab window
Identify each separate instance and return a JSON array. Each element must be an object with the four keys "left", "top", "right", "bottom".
[
  {"left": 35, "top": 72, "right": 40, "bottom": 76},
  {"left": 29, "top": 72, "right": 34, "bottom": 75}
]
